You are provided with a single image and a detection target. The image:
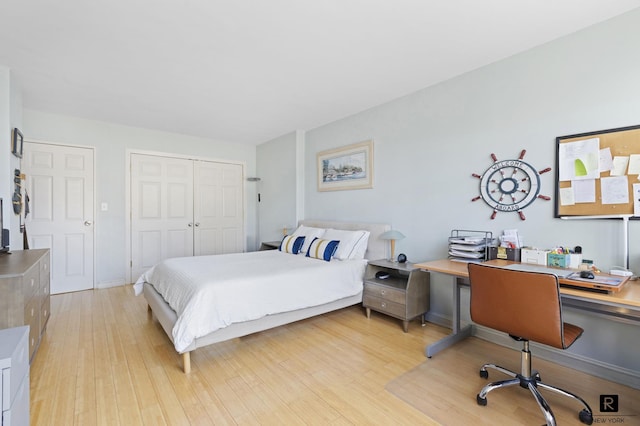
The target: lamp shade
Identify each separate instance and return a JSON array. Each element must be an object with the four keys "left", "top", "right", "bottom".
[
  {"left": 379, "top": 229, "right": 405, "bottom": 261},
  {"left": 380, "top": 230, "right": 405, "bottom": 241}
]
